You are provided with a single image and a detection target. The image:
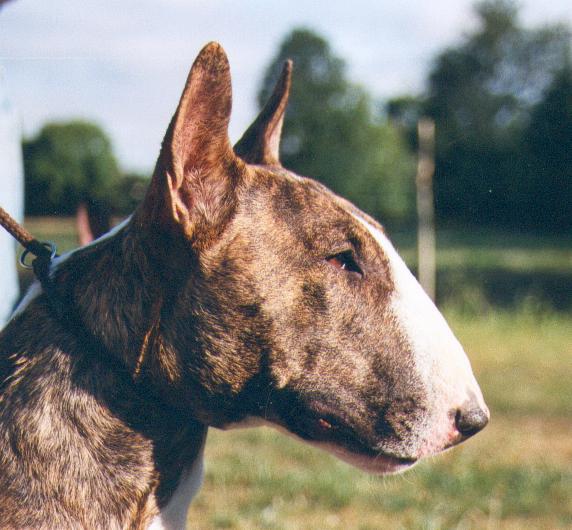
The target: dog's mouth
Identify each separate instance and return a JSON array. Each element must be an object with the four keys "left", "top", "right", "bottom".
[{"left": 268, "top": 394, "right": 418, "bottom": 474}]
